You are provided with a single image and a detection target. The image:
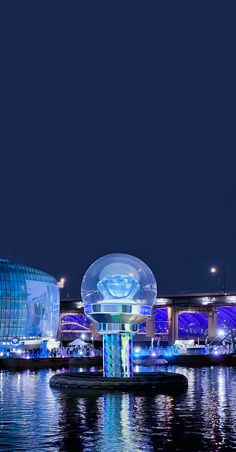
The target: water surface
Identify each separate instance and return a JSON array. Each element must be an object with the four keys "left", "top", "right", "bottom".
[{"left": 1, "top": 366, "right": 236, "bottom": 451}]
